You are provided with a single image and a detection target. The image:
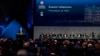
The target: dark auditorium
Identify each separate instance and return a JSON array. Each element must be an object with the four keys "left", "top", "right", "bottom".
[{"left": 1, "top": 0, "right": 100, "bottom": 56}]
